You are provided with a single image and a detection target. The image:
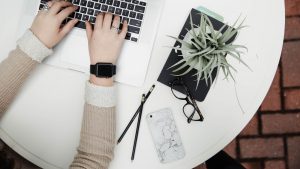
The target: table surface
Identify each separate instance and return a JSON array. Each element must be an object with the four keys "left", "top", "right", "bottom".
[{"left": 0, "top": 0, "right": 285, "bottom": 169}]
